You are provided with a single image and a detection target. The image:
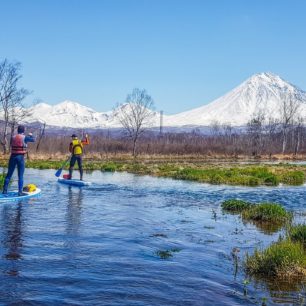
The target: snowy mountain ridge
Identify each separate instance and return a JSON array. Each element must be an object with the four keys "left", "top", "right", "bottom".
[{"left": 20, "top": 72, "right": 306, "bottom": 128}]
